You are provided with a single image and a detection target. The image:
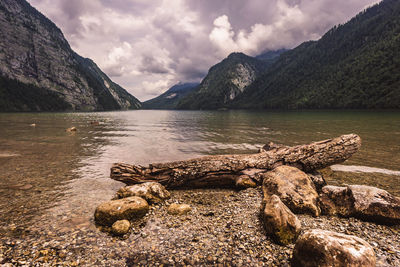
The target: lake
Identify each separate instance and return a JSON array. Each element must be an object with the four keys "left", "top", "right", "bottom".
[{"left": 0, "top": 110, "right": 400, "bottom": 235}]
